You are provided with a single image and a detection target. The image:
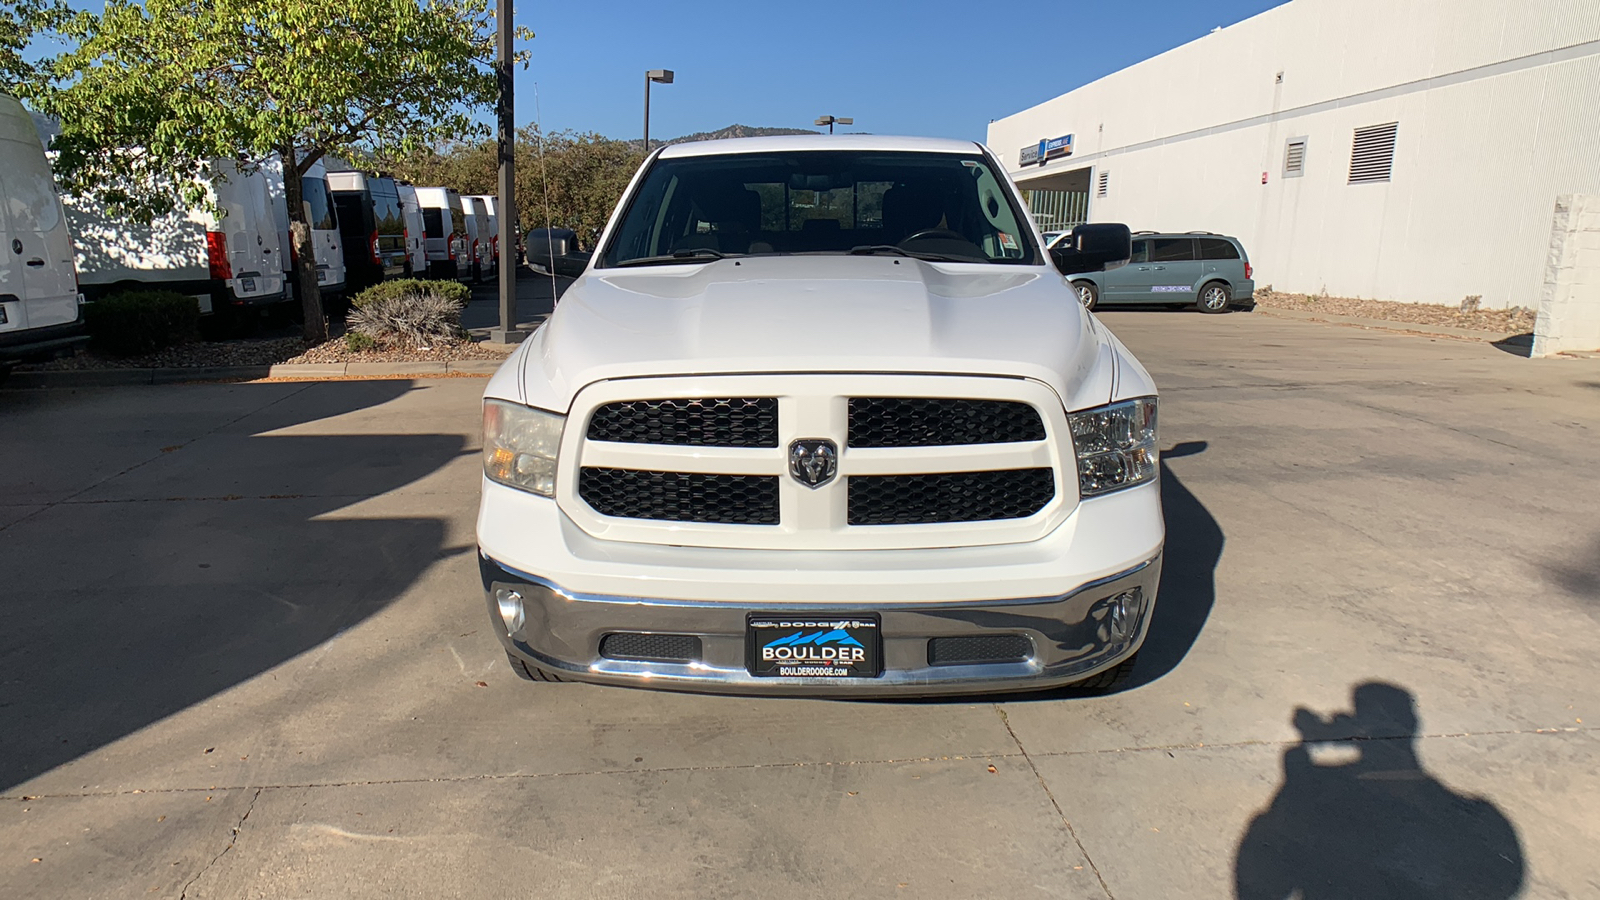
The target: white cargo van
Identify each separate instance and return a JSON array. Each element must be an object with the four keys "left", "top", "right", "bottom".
[
  {"left": 266, "top": 156, "right": 346, "bottom": 301},
  {"left": 470, "top": 194, "right": 501, "bottom": 272},
  {"left": 414, "top": 187, "right": 468, "bottom": 280},
  {"left": 0, "top": 94, "right": 85, "bottom": 369},
  {"left": 66, "top": 159, "right": 286, "bottom": 321},
  {"left": 460, "top": 194, "right": 494, "bottom": 283},
  {"left": 397, "top": 183, "right": 427, "bottom": 276}
]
